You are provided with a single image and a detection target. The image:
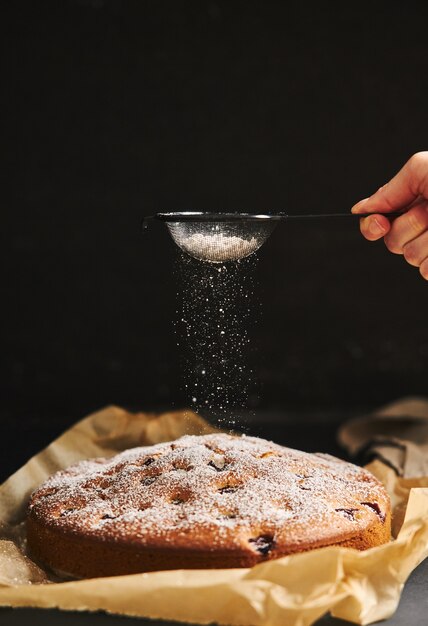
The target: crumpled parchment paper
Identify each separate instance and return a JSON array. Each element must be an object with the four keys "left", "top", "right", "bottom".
[{"left": 0, "top": 405, "right": 428, "bottom": 626}]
